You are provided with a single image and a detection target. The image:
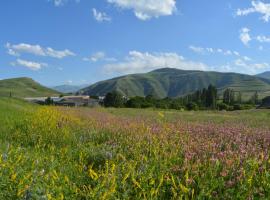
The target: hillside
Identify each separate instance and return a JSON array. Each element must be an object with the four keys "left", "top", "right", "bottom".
[
  {"left": 0, "top": 77, "right": 61, "bottom": 98},
  {"left": 81, "top": 68, "right": 270, "bottom": 99},
  {"left": 256, "top": 71, "right": 270, "bottom": 80}
]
